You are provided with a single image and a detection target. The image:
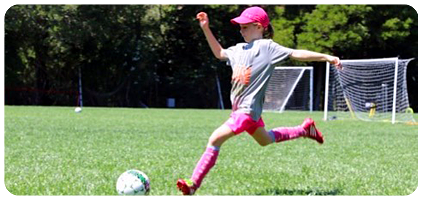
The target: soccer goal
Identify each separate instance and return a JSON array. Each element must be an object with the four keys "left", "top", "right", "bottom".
[
  {"left": 324, "top": 57, "right": 415, "bottom": 124},
  {"left": 264, "top": 66, "right": 313, "bottom": 113}
]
